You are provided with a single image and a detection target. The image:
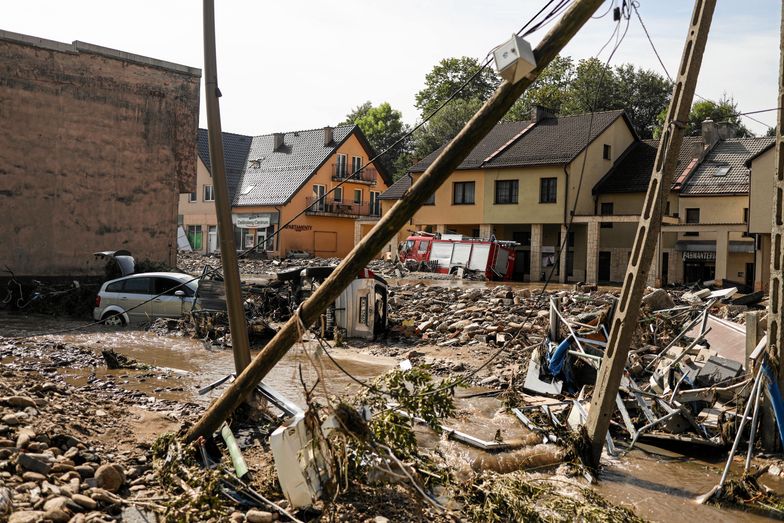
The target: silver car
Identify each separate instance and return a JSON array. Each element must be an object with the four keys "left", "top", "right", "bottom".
[{"left": 93, "top": 272, "right": 198, "bottom": 326}]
